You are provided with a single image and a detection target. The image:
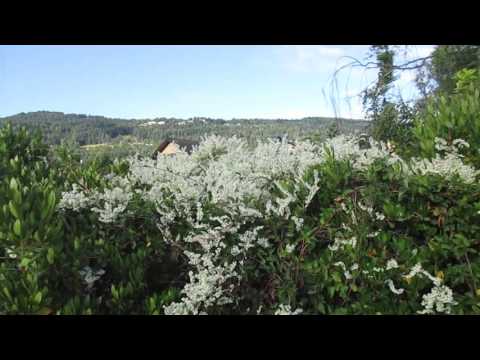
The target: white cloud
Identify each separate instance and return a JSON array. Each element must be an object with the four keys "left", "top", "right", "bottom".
[
  {"left": 281, "top": 45, "right": 348, "bottom": 72},
  {"left": 416, "top": 45, "right": 435, "bottom": 58},
  {"left": 330, "top": 96, "right": 364, "bottom": 120},
  {"left": 400, "top": 45, "right": 435, "bottom": 62},
  {"left": 344, "top": 88, "right": 362, "bottom": 98},
  {"left": 398, "top": 70, "right": 417, "bottom": 84},
  {"left": 345, "top": 101, "right": 365, "bottom": 119}
]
